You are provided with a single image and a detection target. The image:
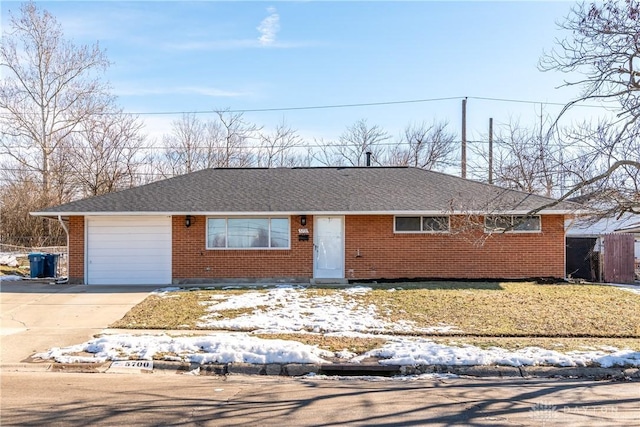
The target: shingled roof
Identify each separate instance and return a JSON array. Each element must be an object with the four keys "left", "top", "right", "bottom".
[{"left": 32, "top": 167, "right": 580, "bottom": 216}]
